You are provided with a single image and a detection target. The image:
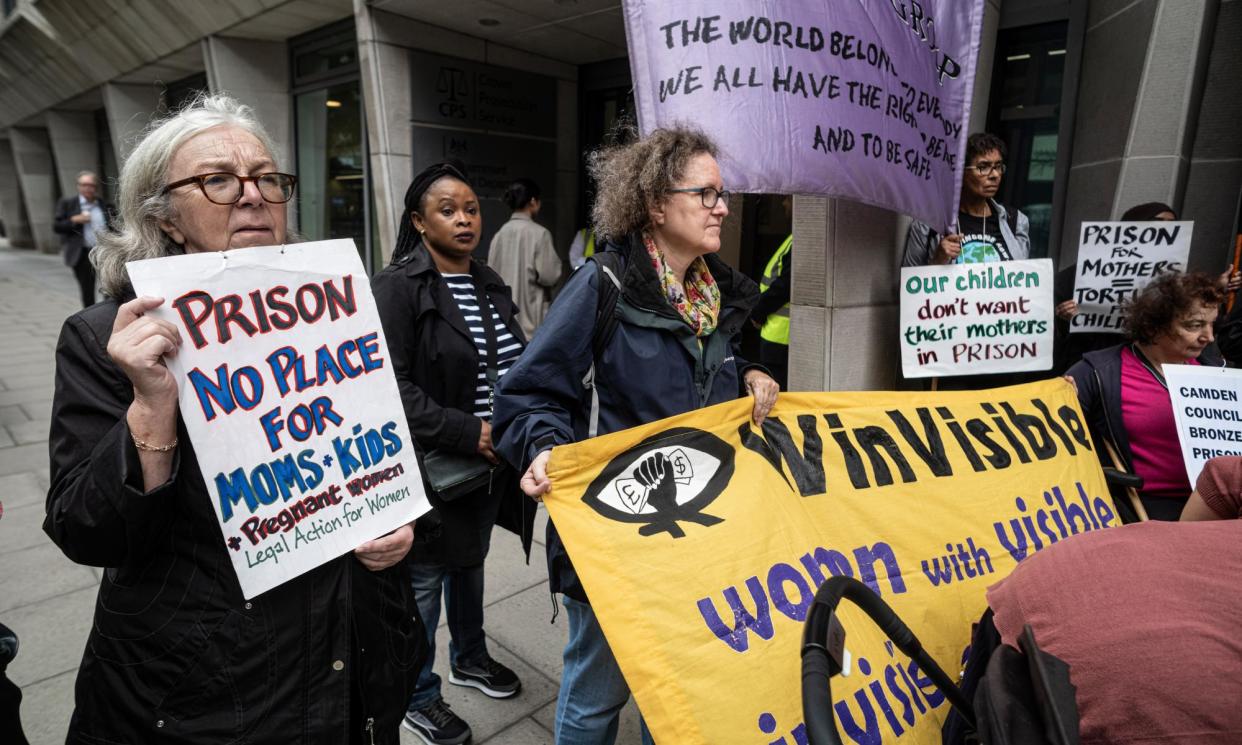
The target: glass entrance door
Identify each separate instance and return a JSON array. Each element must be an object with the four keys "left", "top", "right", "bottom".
[
  {"left": 988, "top": 21, "right": 1069, "bottom": 259},
  {"left": 291, "top": 21, "right": 373, "bottom": 271},
  {"left": 295, "top": 82, "right": 365, "bottom": 247}
]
